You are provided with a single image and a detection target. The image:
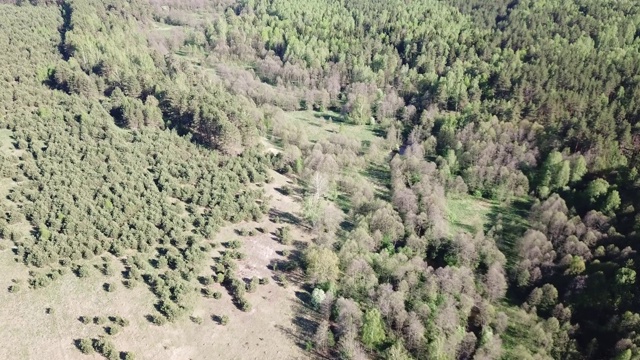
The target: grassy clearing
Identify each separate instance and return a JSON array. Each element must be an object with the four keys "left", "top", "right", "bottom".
[
  {"left": 284, "top": 110, "right": 380, "bottom": 144},
  {"left": 151, "top": 21, "right": 180, "bottom": 32},
  {"left": 447, "top": 195, "right": 544, "bottom": 358},
  {"left": 446, "top": 195, "right": 530, "bottom": 267},
  {"left": 486, "top": 198, "right": 531, "bottom": 269},
  {"left": 446, "top": 196, "right": 492, "bottom": 236},
  {"left": 499, "top": 304, "right": 552, "bottom": 359}
]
